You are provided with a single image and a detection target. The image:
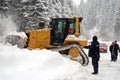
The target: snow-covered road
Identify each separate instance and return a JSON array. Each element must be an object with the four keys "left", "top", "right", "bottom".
[
  {"left": 99, "top": 53, "right": 120, "bottom": 80},
  {"left": 83, "top": 51, "right": 120, "bottom": 80}
]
